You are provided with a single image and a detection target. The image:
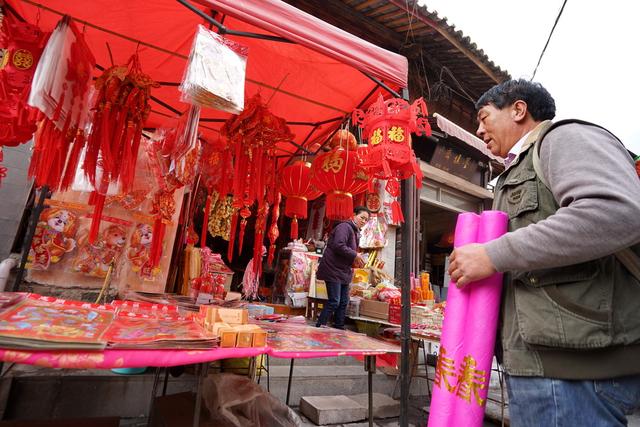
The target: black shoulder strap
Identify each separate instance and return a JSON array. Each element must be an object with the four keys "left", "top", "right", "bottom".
[{"left": 530, "top": 119, "right": 640, "bottom": 282}]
